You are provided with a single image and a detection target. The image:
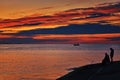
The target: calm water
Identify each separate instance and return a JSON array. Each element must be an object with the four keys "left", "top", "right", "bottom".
[{"left": 0, "top": 44, "right": 120, "bottom": 80}]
